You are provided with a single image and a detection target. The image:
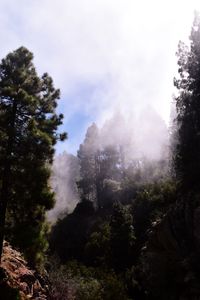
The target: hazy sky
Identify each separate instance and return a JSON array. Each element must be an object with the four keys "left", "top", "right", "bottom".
[{"left": 0, "top": 0, "right": 199, "bottom": 153}]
